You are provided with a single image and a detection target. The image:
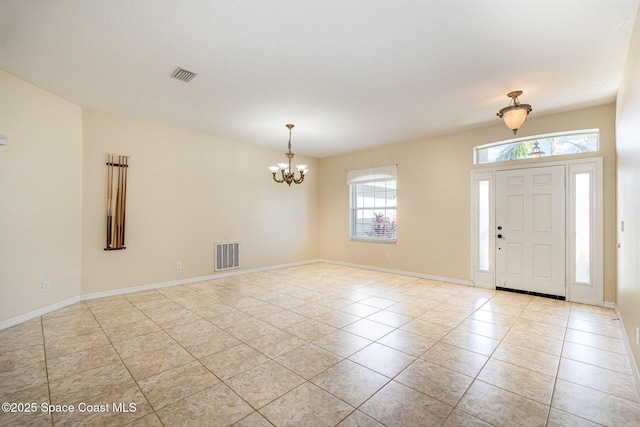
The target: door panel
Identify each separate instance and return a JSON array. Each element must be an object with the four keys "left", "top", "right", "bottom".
[
  {"left": 533, "top": 173, "right": 552, "bottom": 186},
  {"left": 507, "top": 195, "right": 523, "bottom": 232},
  {"left": 507, "top": 243, "right": 524, "bottom": 276},
  {"left": 533, "top": 194, "right": 551, "bottom": 233},
  {"left": 496, "top": 165, "right": 566, "bottom": 296},
  {"left": 533, "top": 244, "right": 552, "bottom": 279}
]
